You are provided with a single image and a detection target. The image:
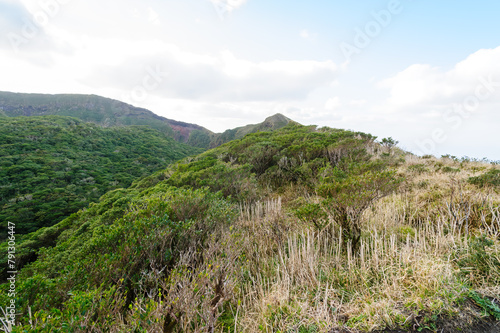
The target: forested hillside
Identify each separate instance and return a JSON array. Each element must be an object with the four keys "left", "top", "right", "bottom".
[
  {"left": 0, "top": 92, "right": 293, "bottom": 149},
  {"left": 1, "top": 122, "right": 499, "bottom": 332},
  {"left": 0, "top": 91, "right": 212, "bottom": 147},
  {"left": 0, "top": 116, "right": 202, "bottom": 238}
]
